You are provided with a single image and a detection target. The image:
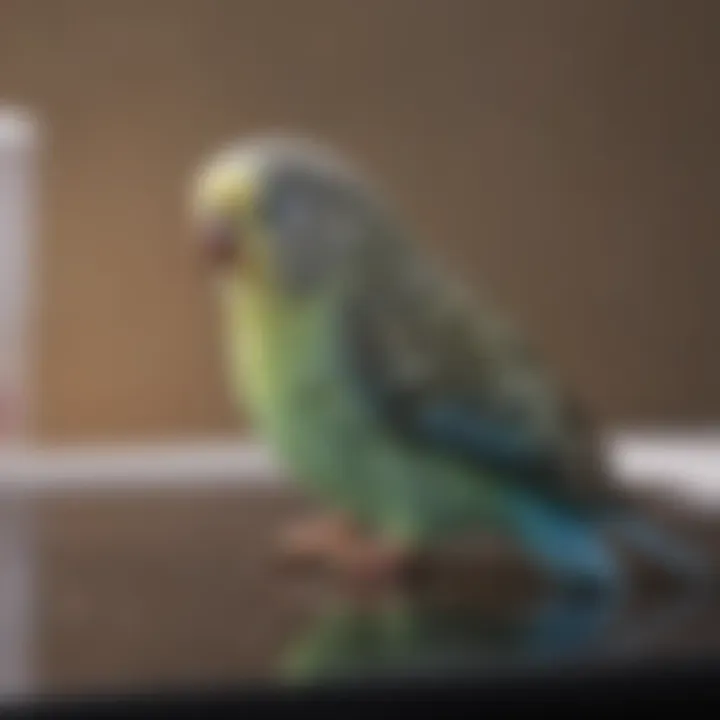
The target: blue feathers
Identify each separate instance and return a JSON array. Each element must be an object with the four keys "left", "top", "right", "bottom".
[
  {"left": 422, "top": 404, "right": 530, "bottom": 456},
  {"left": 419, "top": 403, "right": 555, "bottom": 480},
  {"left": 509, "top": 491, "right": 622, "bottom": 596}
]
